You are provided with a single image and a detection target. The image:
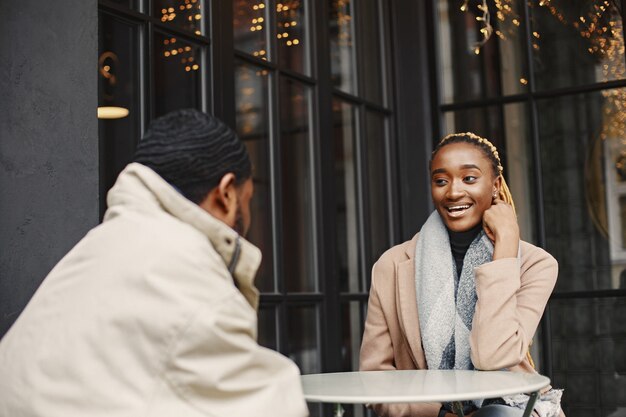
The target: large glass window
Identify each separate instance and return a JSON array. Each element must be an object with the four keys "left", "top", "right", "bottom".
[
  {"left": 235, "top": 62, "right": 275, "bottom": 292},
  {"left": 279, "top": 78, "right": 316, "bottom": 293},
  {"left": 232, "top": 5, "right": 395, "bottom": 416},
  {"left": 98, "top": 12, "right": 141, "bottom": 207},
  {"left": 98, "top": 0, "right": 209, "bottom": 216},
  {"left": 100, "top": 3, "right": 397, "bottom": 416},
  {"left": 153, "top": 33, "right": 204, "bottom": 116},
  {"left": 434, "top": 1, "right": 626, "bottom": 414}
]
